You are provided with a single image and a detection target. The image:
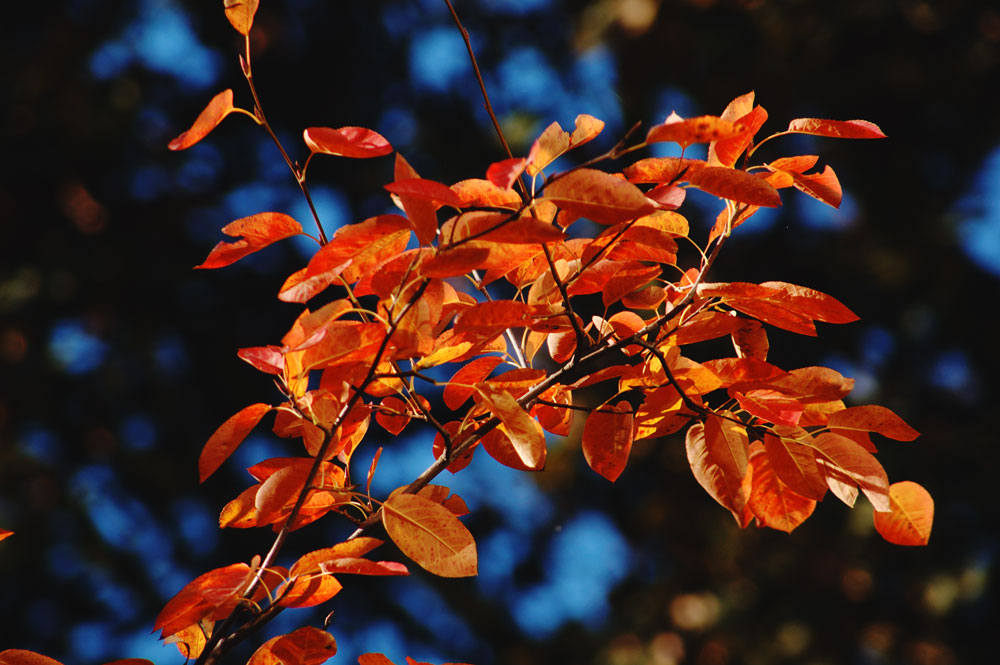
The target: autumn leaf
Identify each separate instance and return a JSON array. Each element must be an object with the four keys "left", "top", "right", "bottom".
[
  {"left": 196, "top": 212, "right": 303, "bottom": 269},
  {"left": 358, "top": 656, "right": 396, "bottom": 665},
  {"left": 762, "top": 433, "right": 827, "bottom": 500},
  {"left": 646, "top": 113, "right": 749, "bottom": 149},
  {"left": 475, "top": 384, "right": 546, "bottom": 470},
  {"left": 0, "top": 529, "right": 13, "bottom": 543},
  {"left": 381, "top": 492, "right": 478, "bottom": 577},
  {"left": 443, "top": 356, "right": 504, "bottom": 410},
  {"left": 582, "top": 401, "right": 635, "bottom": 482},
  {"left": 394, "top": 154, "right": 438, "bottom": 245},
  {"left": 168, "top": 89, "right": 236, "bottom": 151},
  {"left": 153, "top": 563, "right": 253, "bottom": 638},
  {"left": 271, "top": 627, "right": 338, "bottom": 665},
  {"left": 543, "top": 169, "right": 654, "bottom": 225},
  {"left": 747, "top": 442, "right": 817, "bottom": 533},
  {"left": 873, "top": 481, "right": 933, "bottom": 546},
  {"left": 814, "top": 432, "right": 890, "bottom": 511},
  {"left": 199, "top": 403, "right": 272, "bottom": 482},
  {"left": 828, "top": 405, "right": 919, "bottom": 442},
  {"left": 486, "top": 157, "right": 527, "bottom": 190},
  {"left": 304, "top": 126, "right": 393, "bottom": 158},
  {"left": 385, "top": 178, "right": 465, "bottom": 209},
  {"left": 786, "top": 118, "right": 887, "bottom": 139},
  {"left": 0, "top": 651, "right": 65, "bottom": 665},
  {"left": 224, "top": 0, "right": 259, "bottom": 35},
  {"left": 686, "top": 421, "right": 748, "bottom": 520}
]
